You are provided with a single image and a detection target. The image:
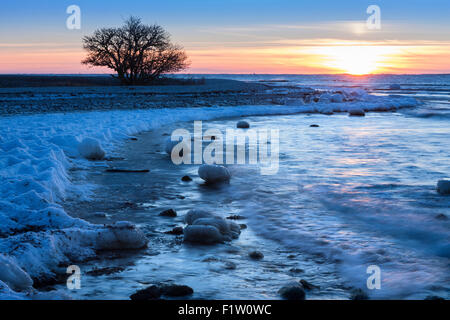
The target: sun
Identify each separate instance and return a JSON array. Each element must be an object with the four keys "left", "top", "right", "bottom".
[{"left": 312, "top": 45, "right": 398, "bottom": 75}]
